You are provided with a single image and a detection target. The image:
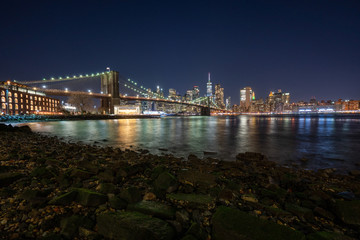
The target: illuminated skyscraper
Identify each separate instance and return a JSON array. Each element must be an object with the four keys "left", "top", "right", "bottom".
[
  {"left": 185, "top": 90, "right": 193, "bottom": 101},
  {"left": 193, "top": 86, "right": 200, "bottom": 99},
  {"left": 214, "top": 84, "right": 225, "bottom": 109},
  {"left": 226, "top": 96, "right": 231, "bottom": 110},
  {"left": 240, "top": 86, "right": 253, "bottom": 111},
  {"left": 168, "top": 88, "right": 177, "bottom": 100},
  {"left": 206, "top": 72, "right": 212, "bottom": 97}
]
